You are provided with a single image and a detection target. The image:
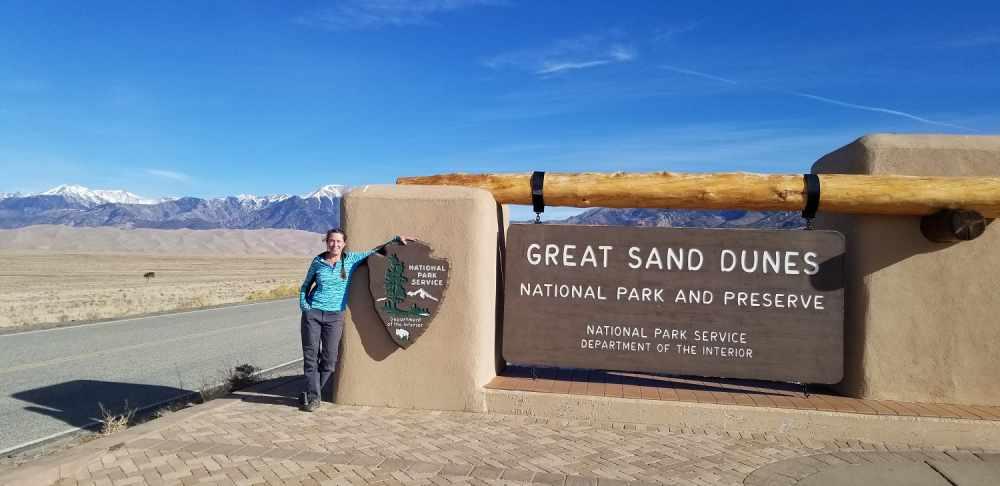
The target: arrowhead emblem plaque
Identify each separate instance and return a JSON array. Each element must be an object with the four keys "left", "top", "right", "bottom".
[{"left": 368, "top": 241, "right": 449, "bottom": 349}]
